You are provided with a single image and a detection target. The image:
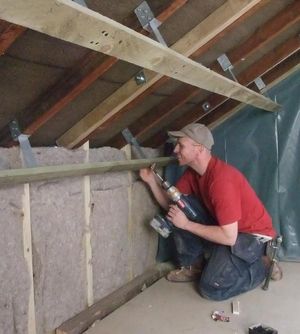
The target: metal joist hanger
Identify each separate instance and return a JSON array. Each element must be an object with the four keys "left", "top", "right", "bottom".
[
  {"left": 134, "top": 1, "right": 168, "bottom": 86},
  {"left": 217, "top": 53, "right": 238, "bottom": 82},
  {"left": 135, "top": 1, "right": 167, "bottom": 47}
]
